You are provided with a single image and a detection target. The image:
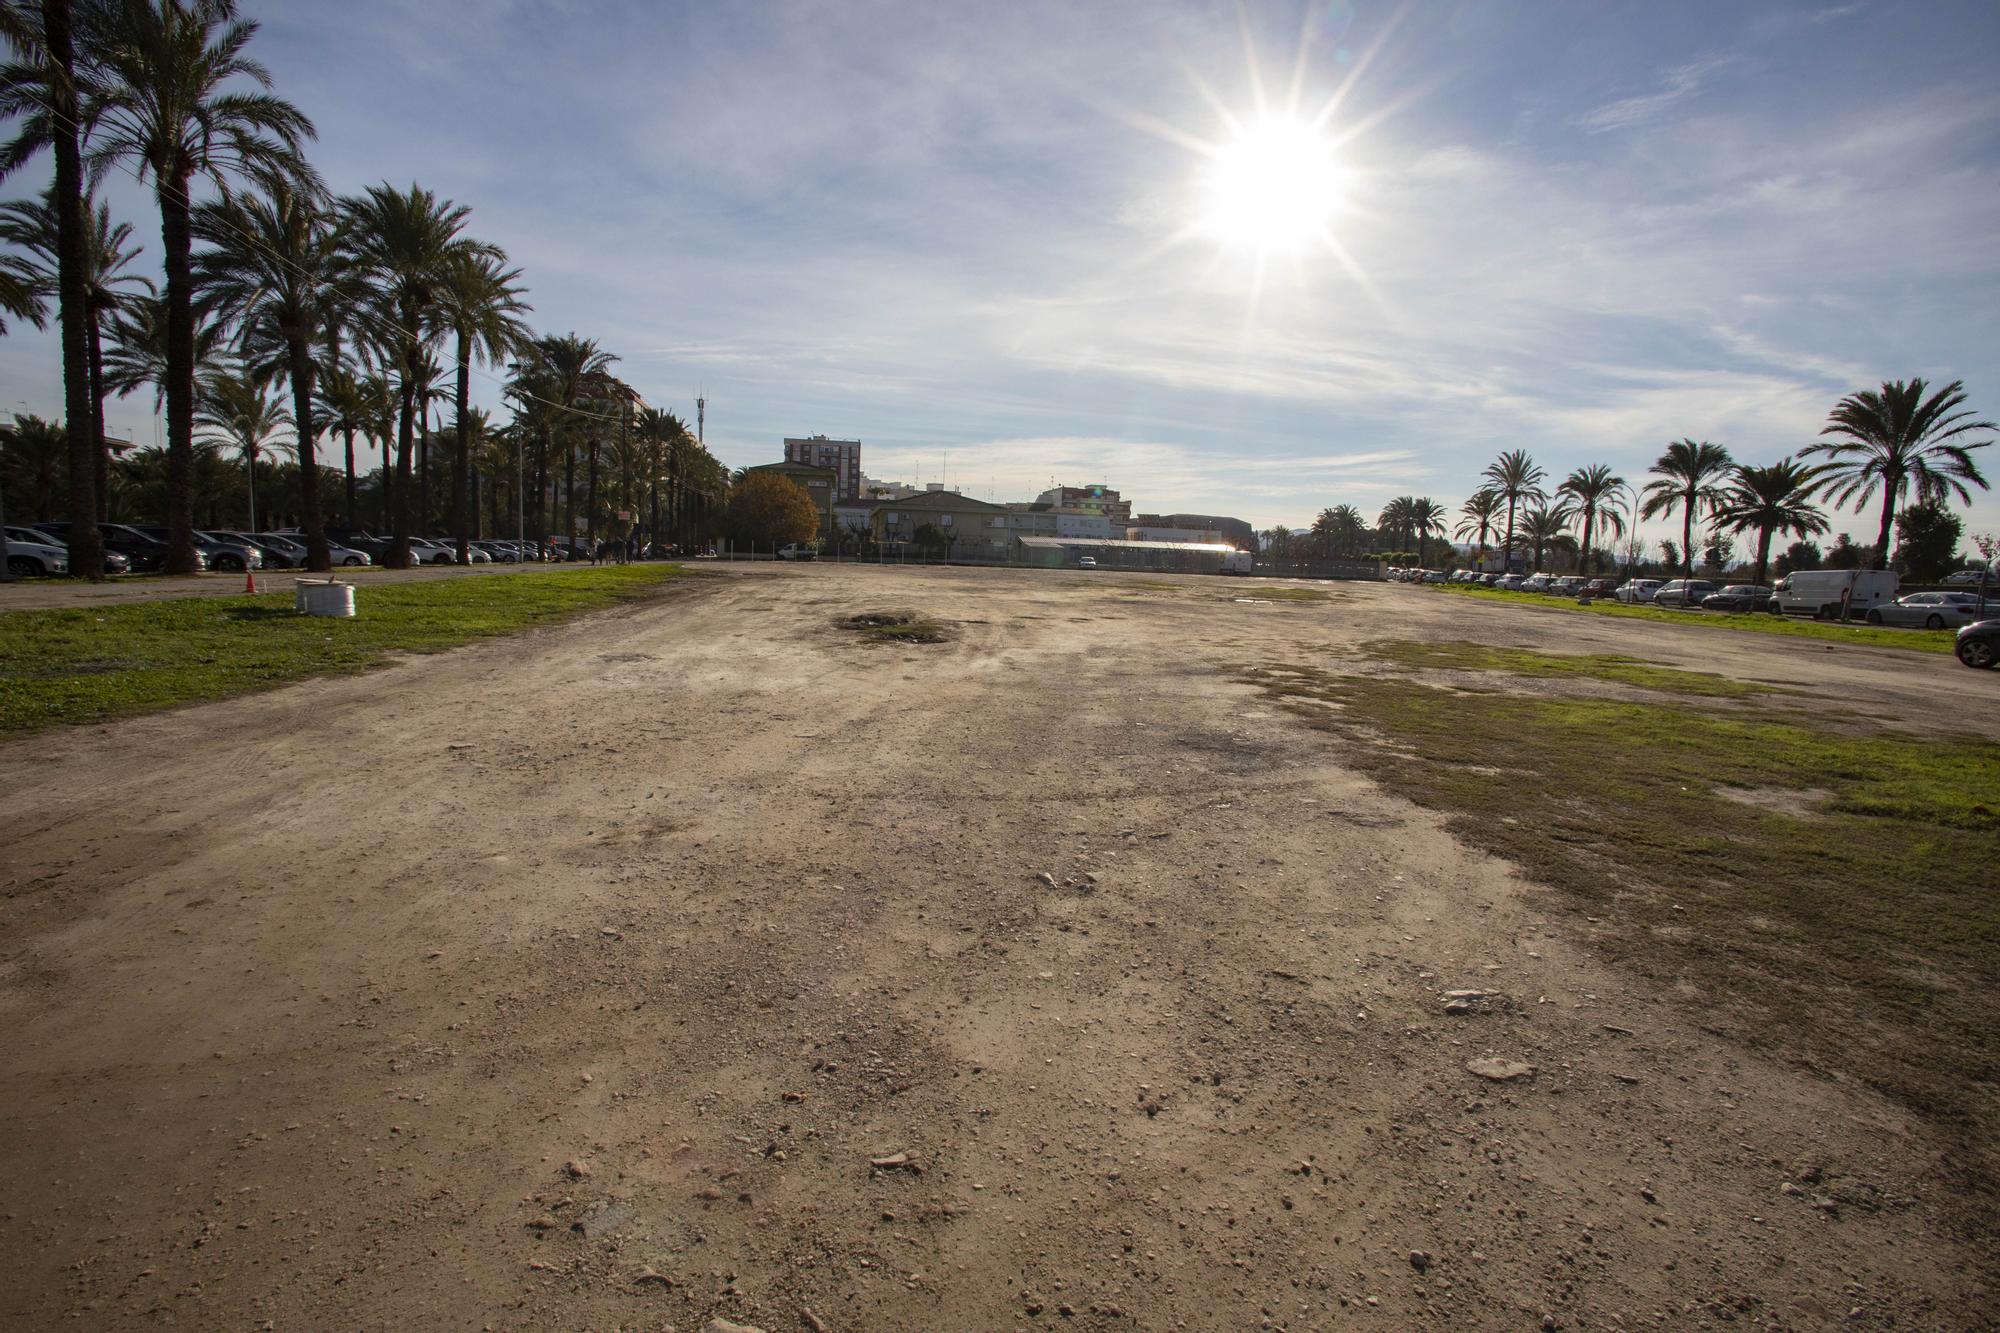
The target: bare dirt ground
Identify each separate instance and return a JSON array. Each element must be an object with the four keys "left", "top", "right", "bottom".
[
  {"left": 0, "top": 559, "right": 575, "bottom": 614},
  {"left": 1, "top": 565, "right": 1993, "bottom": 1332}
]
